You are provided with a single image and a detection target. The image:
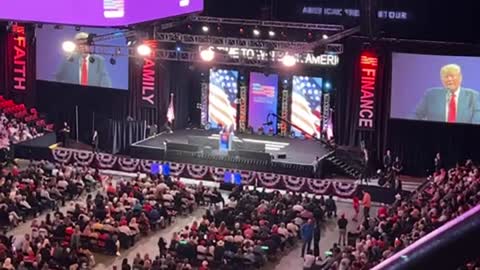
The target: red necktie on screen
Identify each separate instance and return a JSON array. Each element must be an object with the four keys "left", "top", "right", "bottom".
[
  {"left": 81, "top": 56, "right": 88, "bottom": 85},
  {"left": 448, "top": 93, "right": 456, "bottom": 123}
]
